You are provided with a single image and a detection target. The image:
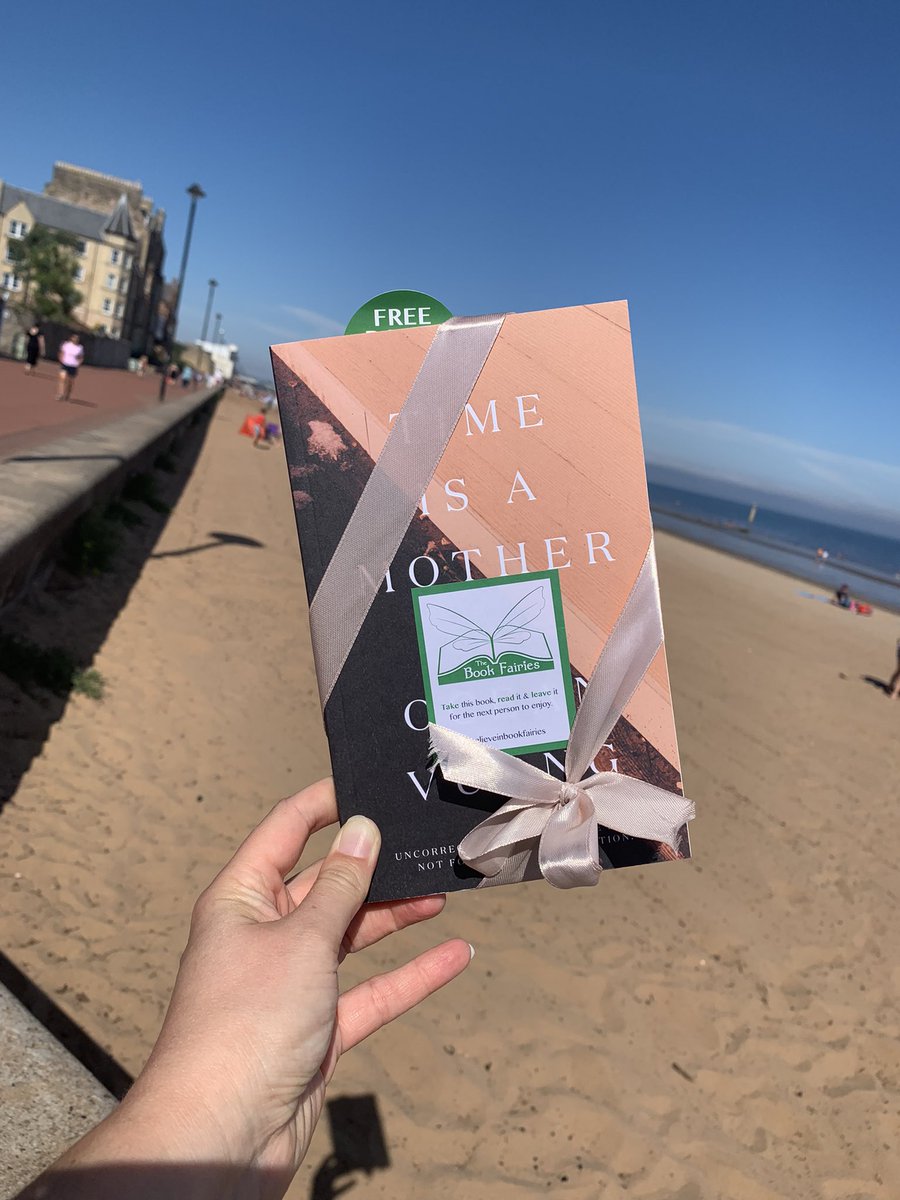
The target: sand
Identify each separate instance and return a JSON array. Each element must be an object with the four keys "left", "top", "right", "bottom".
[{"left": 2, "top": 390, "right": 899, "bottom": 1199}]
